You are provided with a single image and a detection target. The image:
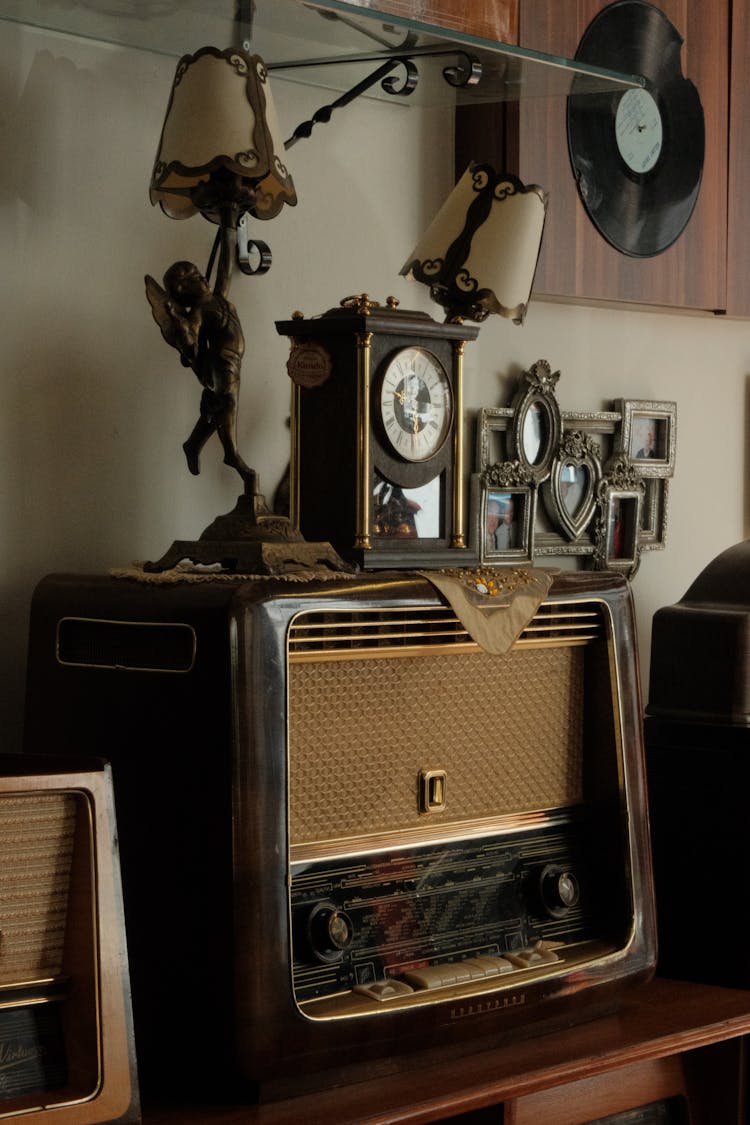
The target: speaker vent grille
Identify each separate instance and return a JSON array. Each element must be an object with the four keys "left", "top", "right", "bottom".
[
  {"left": 288, "top": 599, "right": 604, "bottom": 658},
  {"left": 0, "top": 793, "right": 79, "bottom": 985},
  {"left": 288, "top": 643, "right": 587, "bottom": 846},
  {"left": 57, "top": 617, "right": 196, "bottom": 672}
]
